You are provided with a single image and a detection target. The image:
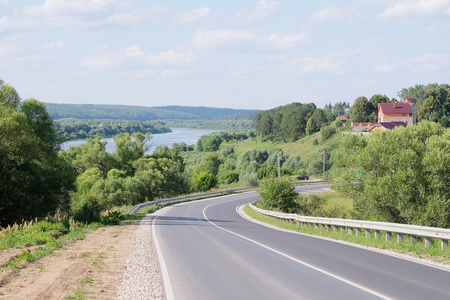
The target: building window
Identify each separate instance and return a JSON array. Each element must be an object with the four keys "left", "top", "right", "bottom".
[{"left": 402, "top": 114, "right": 406, "bottom": 116}]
